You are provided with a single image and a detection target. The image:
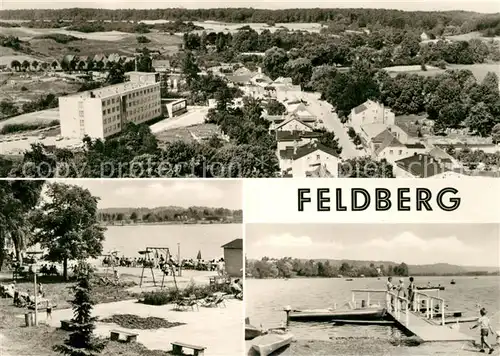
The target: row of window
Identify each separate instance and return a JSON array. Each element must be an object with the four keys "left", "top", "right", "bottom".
[
  {"left": 126, "top": 108, "right": 161, "bottom": 123},
  {"left": 101, "top": 85, "right": 159, "bottom": 107},
  {"left": 127, "top": 94, "right": 159, "bottom": 108},
  {"left": 103, "top": 114, "right": 120, "bottom": 125},
  {"left": 104, "top": 122, "right": 121, "bottom": 135}
]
